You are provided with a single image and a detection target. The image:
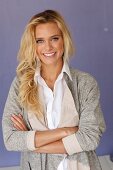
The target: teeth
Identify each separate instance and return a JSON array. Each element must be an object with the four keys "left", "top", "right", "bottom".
[{"left": 44, "top": 52, "right": 55, "bottom": 57}]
